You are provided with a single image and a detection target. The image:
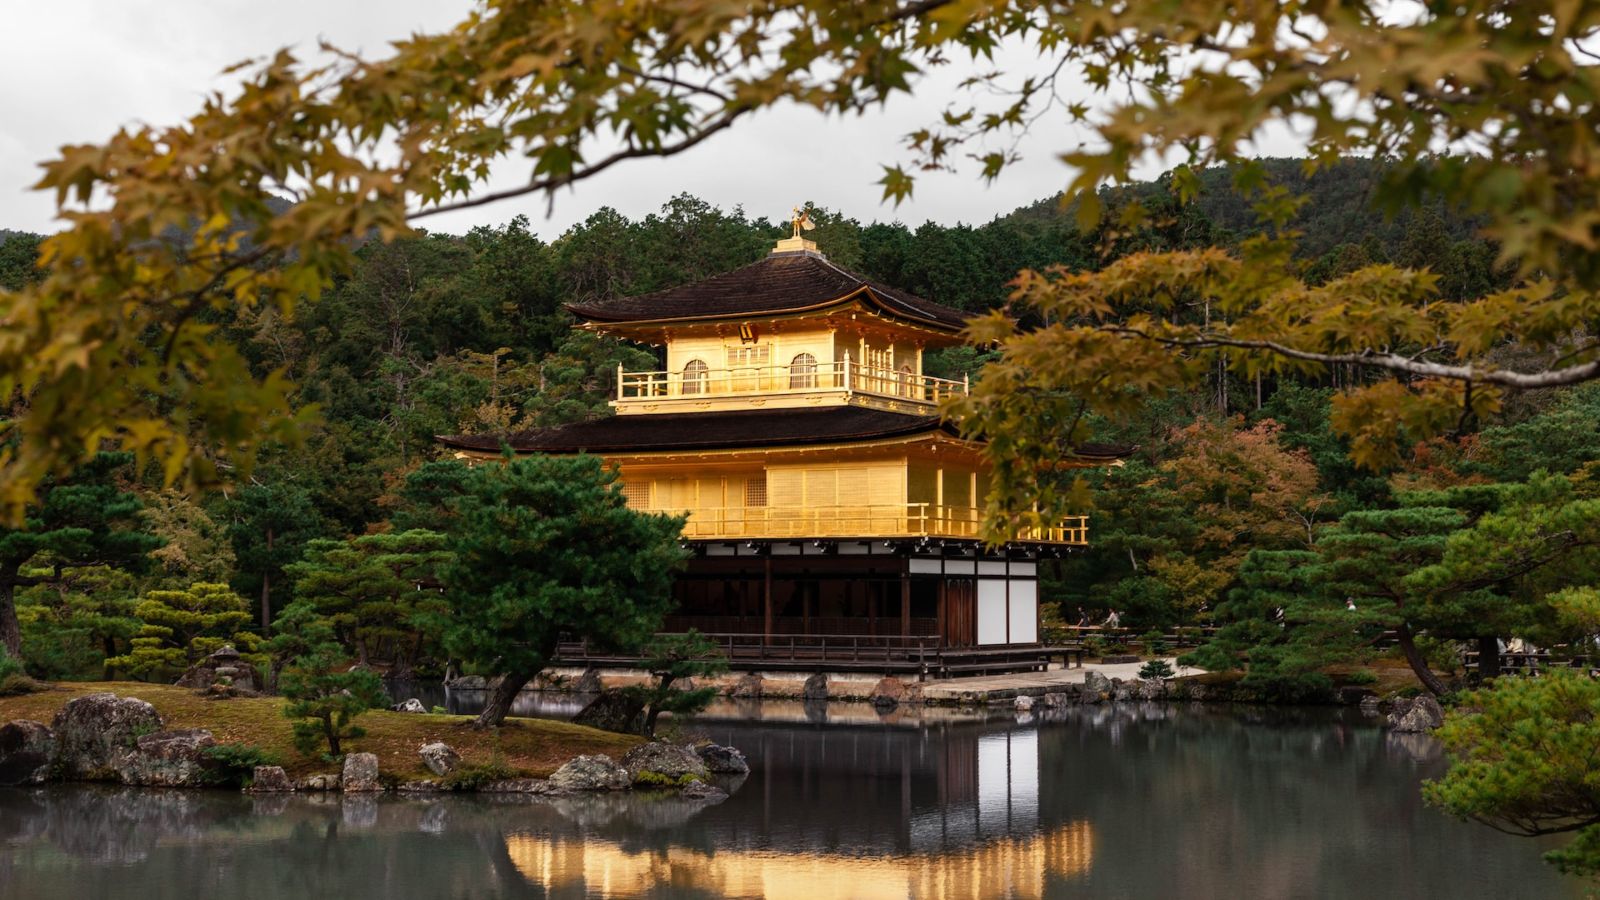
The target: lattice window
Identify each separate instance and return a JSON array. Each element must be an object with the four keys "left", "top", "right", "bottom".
[
  {"left": 744, "top": 474, "right": 768, "bottom": 507},
  {"left": 621, "top": 480, "right": 652, "bottom": 509},
  {"left": 789, "top": 352, "right": 818, "bottom": 388},
  {"left": 681, "top": 358, "right": 709, "bottom": 395}
]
